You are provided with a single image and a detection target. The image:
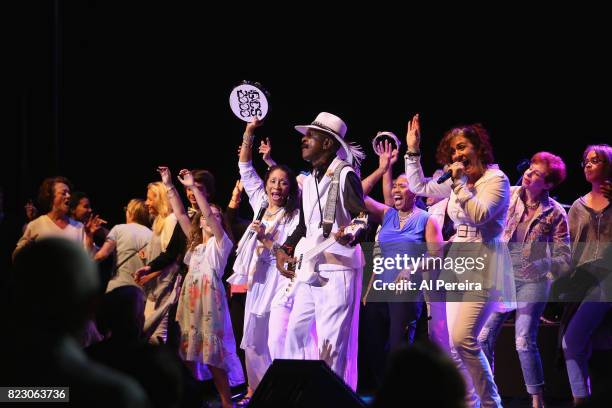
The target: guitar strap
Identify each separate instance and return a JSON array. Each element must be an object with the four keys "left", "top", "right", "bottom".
[{"left": 321, "top": 161, "right": 349, "bottom": 238}]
